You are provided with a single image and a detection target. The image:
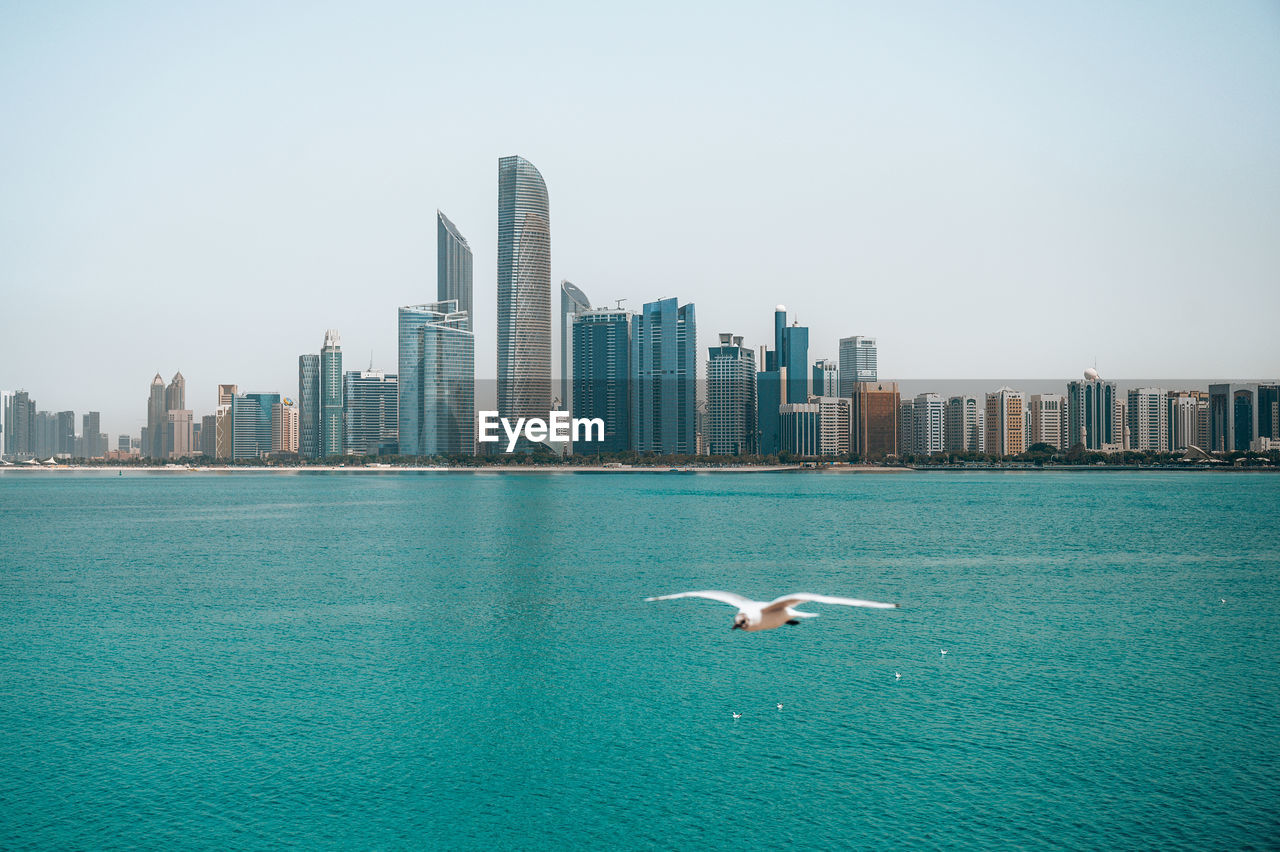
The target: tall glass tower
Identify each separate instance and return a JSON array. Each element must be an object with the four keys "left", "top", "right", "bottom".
[
  {"left": 398, "top": 302, "right": 475, "bottom": 457},
  {"left": 571, "top": 306, "right": 631, "bottom": 453},
  {"left": 631, "top": 298, "right": 696, "bottom": 455},
  {"left": 298, "top": 354, "right": 320, "bottom": 459},
  {"left": 838, "top": 336, "right": 878, "bottom": 398},
  {"left": 320, "top": 329, "right": 343, "bottom": 457},
  {"left": 497, "top": 155, "right": 551, "bottom": 424},
  {"left": 437, "top": 211, "right": 473, "bottom": 320},
  {"left": 707, "top": 333, "right": 757, "bottom": 455}
]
